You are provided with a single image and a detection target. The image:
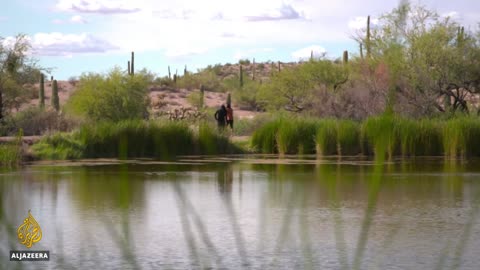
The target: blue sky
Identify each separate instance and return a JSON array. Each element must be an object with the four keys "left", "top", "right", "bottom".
[{"left": 1, "top": 0, "right": 479, "bottom": 79}]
